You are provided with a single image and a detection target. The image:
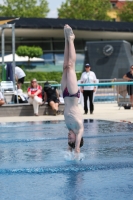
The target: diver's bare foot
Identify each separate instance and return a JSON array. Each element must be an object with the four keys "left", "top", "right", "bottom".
[
  {"left": 64, "top": 24, "right": 68, "bottom": 41},
  {"left": 69, "top": 33, "right": 75, "bottom": 41},
  {"left": 65, "top": 24, "right": 75, "bottom": 41}
]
